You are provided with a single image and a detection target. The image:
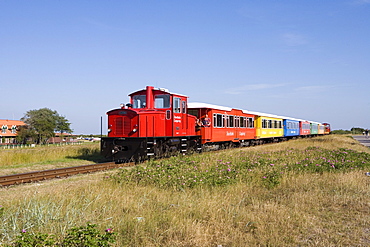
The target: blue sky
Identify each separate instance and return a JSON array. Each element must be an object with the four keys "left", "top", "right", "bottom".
[{"left": 1, "top": 0, "right": 370, "bottom": 134}]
